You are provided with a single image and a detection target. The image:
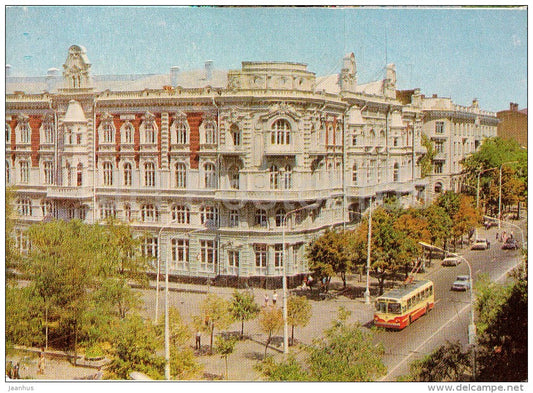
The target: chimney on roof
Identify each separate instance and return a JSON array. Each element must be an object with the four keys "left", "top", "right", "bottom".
[
  {"left": 6, "top": 64, "right": 12, "bottom": 77},
  {"left": 46, "top": 68, "right": 59, "bottom": 92},
  {"left": 432, "top": 94, "right": 438, "bottom": 98},
  {"left": 510, "top": 102, "right": 519, "bottom": 111},
  {"left": 171, "top": 66, "right": 180, "bottom": 86},
  {"left": 205, "top": 60, "right": 213, "bottom": 80}
]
